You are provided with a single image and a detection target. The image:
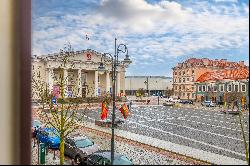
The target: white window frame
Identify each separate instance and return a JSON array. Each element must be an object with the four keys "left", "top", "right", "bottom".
[
  {"left": 227, "top": 84, "right": 232, "bottom": 92},
  {"left": 219, "top": 84, "right": 224, "bottom": 92},
  {"left": 234, "top": 84, "right": 239, "bottom": 92},
  {"left": 198, "top": 85, "right": 202, "bottom": 92},
  {"left": 241, "top": 84, "right": 246, "bottom": 92},
  {"left": 213, "top": 85, "right": 217, "bottom": 92},
  {"left": 202, "top": 85, "right": 206, "bottom": 92}
]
